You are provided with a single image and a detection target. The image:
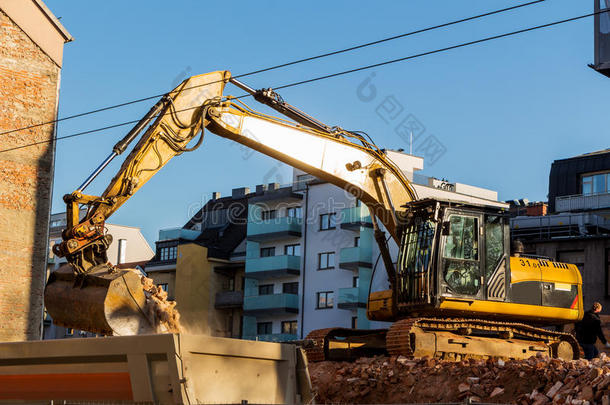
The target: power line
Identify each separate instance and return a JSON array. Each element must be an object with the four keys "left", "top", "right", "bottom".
[
  {"left": 0, "top": 0, "right": 544, "bottom": 138},
  {"left": 271, "top": 7, "right": 602, "bottom": 91},
  {"left": 2, "top": 6, "right": 606, "bottom": 154}
]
